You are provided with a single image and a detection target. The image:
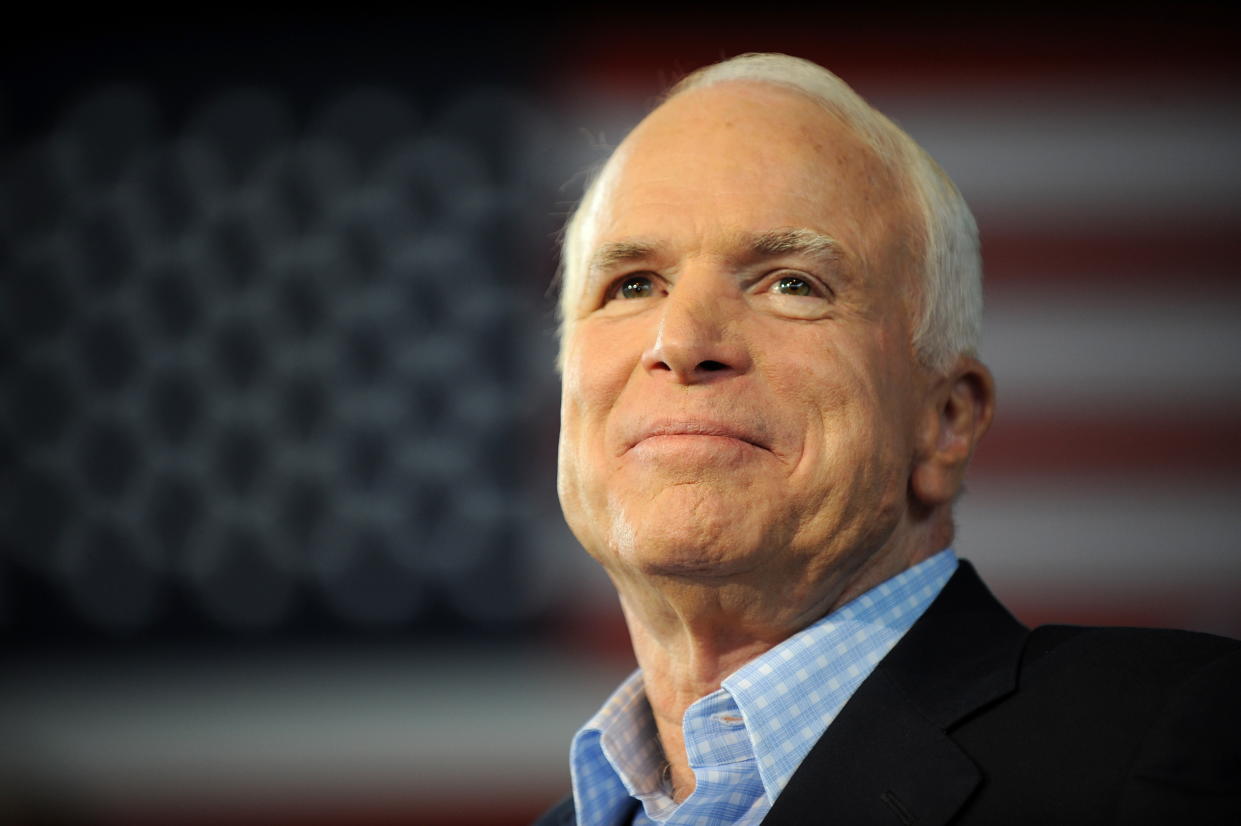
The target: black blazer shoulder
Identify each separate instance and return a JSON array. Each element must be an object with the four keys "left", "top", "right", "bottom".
[
  {"left": 533, "top": 562, "right": 1240, "bottom": 825},
  {"left": 767, "top": 562, "right": 1241, "bottom": 825},
  {"left": 949, "top": 621, "right": 1241, "bottom": 825}
]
